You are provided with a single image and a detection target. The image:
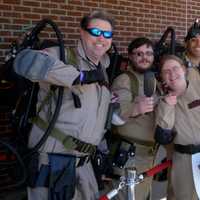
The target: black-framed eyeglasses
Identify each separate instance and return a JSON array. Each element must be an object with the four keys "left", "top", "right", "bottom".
[
  {"left": 85, "top": 27, "right": 113, "bottom": 39},
  {"left": 132, "top": 51, "right": 154, "bottom": 57}
]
